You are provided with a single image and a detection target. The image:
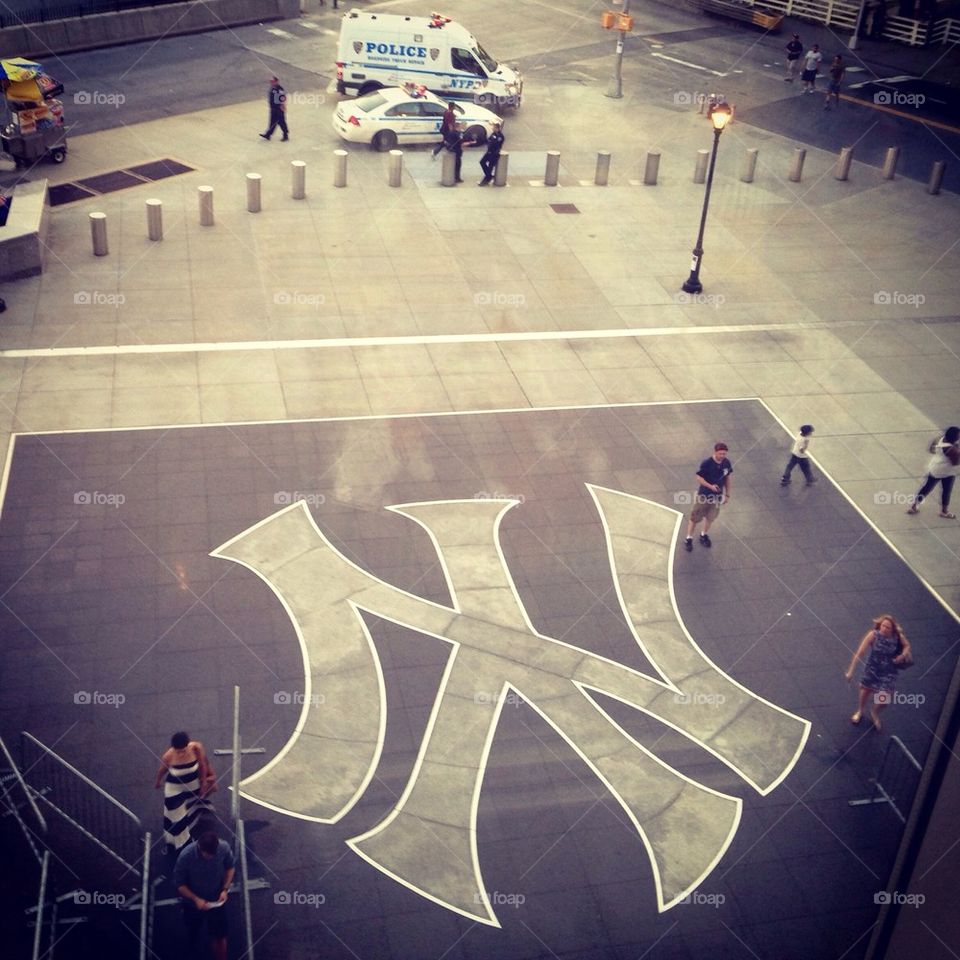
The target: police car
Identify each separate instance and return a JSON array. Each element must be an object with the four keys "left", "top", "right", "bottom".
[{"left": 332, "top": 85, "right": 500, "bottom": 152}]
